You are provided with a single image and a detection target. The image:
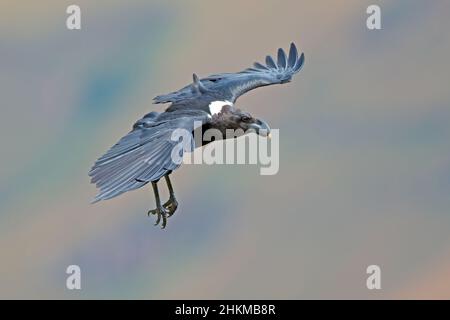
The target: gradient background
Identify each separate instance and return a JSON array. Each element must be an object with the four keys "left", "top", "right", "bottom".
[{"left": 1, "top": 0, "right": 449, "bottom": 299}]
